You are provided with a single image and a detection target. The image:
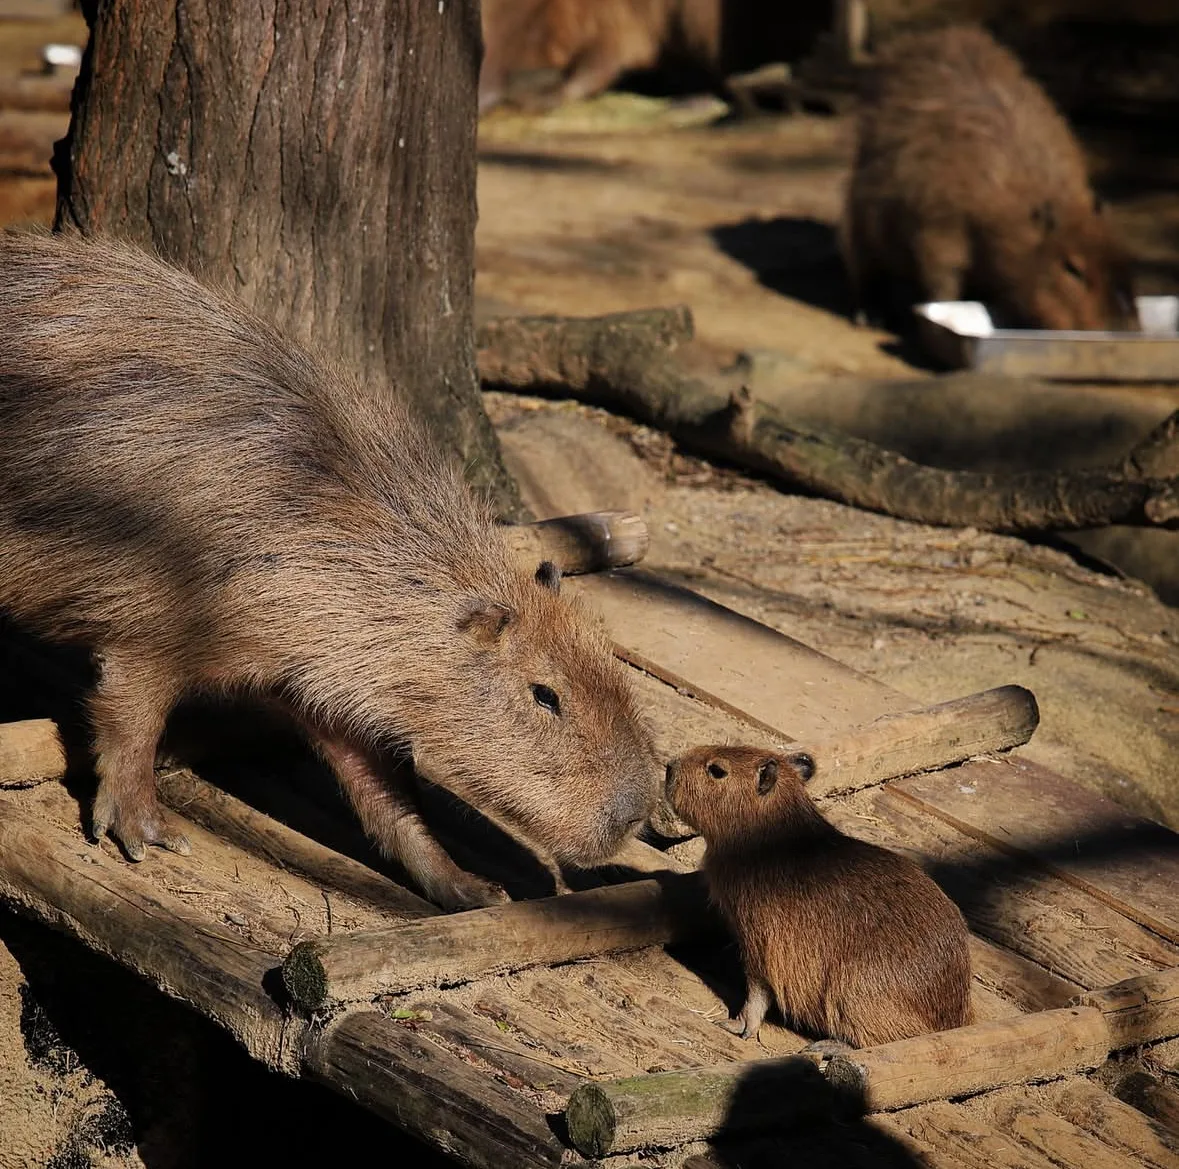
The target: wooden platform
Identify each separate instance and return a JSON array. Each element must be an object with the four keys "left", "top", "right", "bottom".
[{"left": 1, "top": 539, "right": 1178, "bottom": 1167}]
